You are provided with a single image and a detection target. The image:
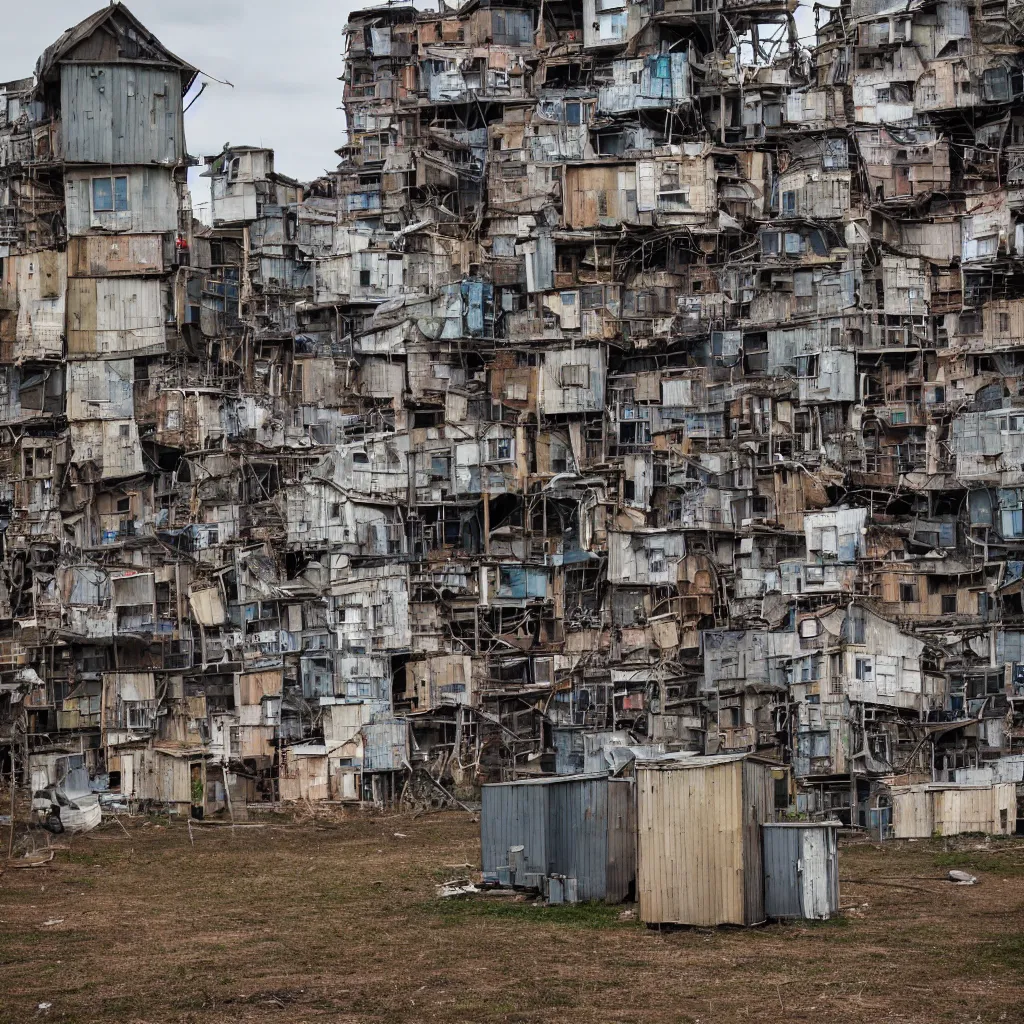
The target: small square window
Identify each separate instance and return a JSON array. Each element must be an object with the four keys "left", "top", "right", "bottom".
[
  {"left": 486, "top": 437, "right": 513, "bottom": 462},
  {"left": 92, "top": 176, "right": 129, "bottom": 213},
  {"left": 359, "top": 269, "right": 371, "bottom": 286}
]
